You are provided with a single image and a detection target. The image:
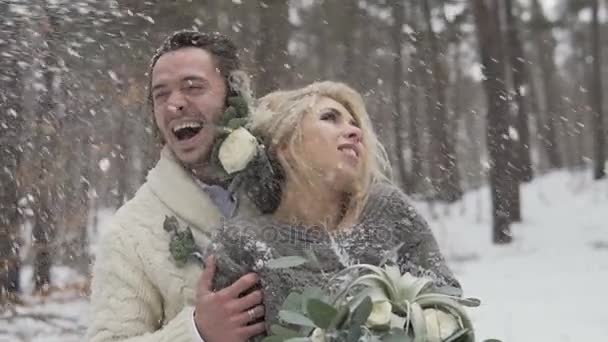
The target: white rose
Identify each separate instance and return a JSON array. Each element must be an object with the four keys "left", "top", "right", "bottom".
[
  {"left": 310, "top": 328, "right": 326, "bottom": 342},
  {"left": 424, "top": 308, "right": 460, "bottom": 341},
  {"left": 365, "top": 300, "right": 392, "bottom": 327},
  {"left": 218, "top": 127, "right": 258, "bottom": 174}
]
